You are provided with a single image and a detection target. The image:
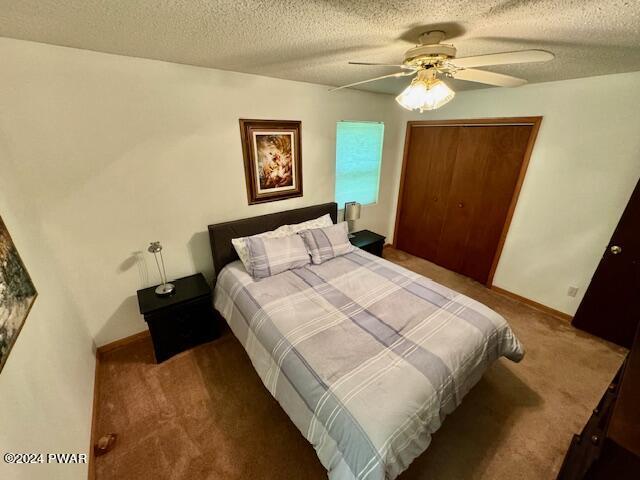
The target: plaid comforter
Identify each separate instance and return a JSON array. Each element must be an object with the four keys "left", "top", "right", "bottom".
[{"left": 214, "top": 248, "right": 524, "bottom": 480}]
